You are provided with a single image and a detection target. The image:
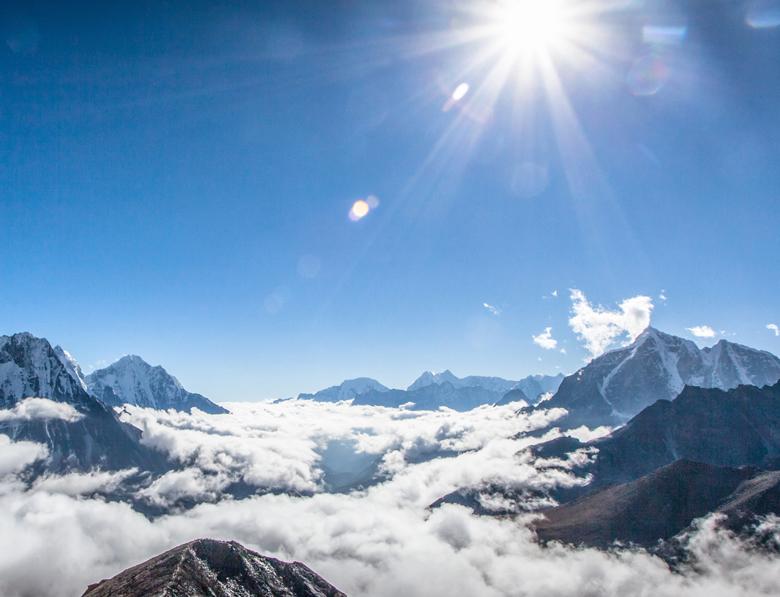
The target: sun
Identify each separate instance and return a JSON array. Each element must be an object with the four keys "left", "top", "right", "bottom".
[{"left": 494, "top": 0, "right": 569, "bottom": 55}]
